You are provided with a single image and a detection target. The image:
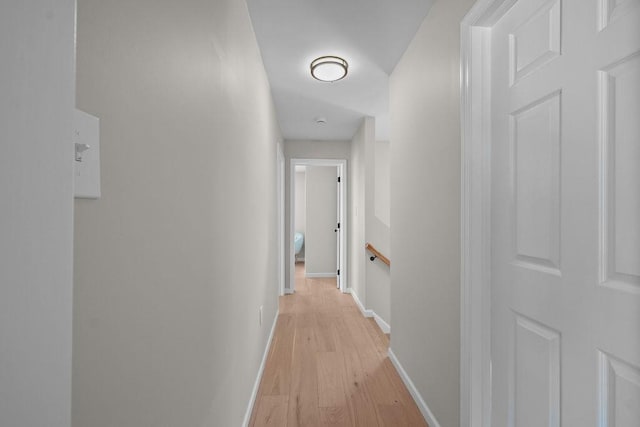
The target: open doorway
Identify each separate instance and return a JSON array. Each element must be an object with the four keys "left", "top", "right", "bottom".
[{"left": 289, "top": 159, "right": 347, "bottom": 293}]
